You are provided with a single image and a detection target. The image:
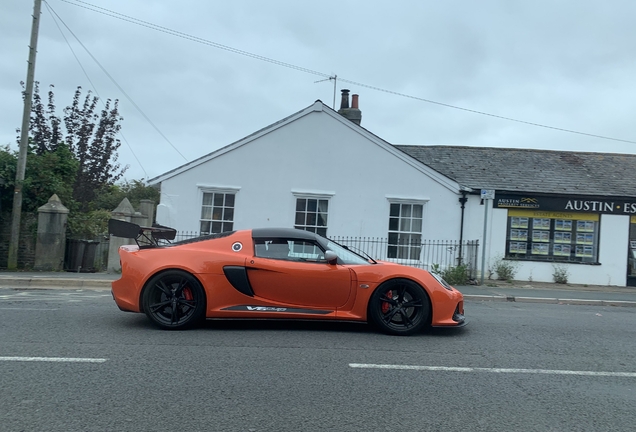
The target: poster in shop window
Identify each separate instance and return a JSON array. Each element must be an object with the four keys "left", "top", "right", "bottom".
[
  {"left": 533, "top": 218, "right": 551, "bottom": 230},
  {"left": 511, "top": 217, "right": 529, "bottom": 229},
  {"left": 532, "top": 243, "right": 549, "bottom": 255},
  {"left": 553, "top": 244, "right": 571, "bottom": 256},
  {"left": 532, "top": 230, "right": 550, "bottom": 242},
  {"left": 510, "top": 229, "right": 528, "bottom": 241},
  {"left": 554, "top": 232, "right": 572, "bottom": 243},
  {"left": 555, "top": 219, "right": 573, "bottom": 231},
  {"left": 575, "top": 245, "right": 593, "bottom": 257},
  {"left": 577, "top": 220, "right": 595, "bottom": 232},
  {"left": 576, "top": 233, "right": 594, "bottom": 245},
  {"left": 509, "top": 242, "right": 527, "bottom": 254}
]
